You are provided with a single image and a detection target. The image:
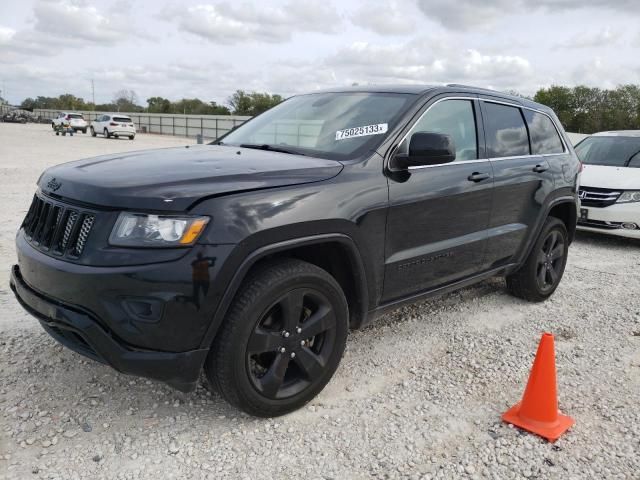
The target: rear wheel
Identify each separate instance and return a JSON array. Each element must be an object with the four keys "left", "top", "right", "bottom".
[
  {"left": 506, "top": 217, "right": 568, "bottom": 302},
  {"left": 103, "top": 128, "right": 110, "bottom": 138},
  {"left": 205, "top": 259, "right": 348, "bottom": 417},
  {"left": 129, "top": 135, "right": 135, "bottom": 140},
  {"left": 82, "top": 128, "right": 87, "bottom": 134}
]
